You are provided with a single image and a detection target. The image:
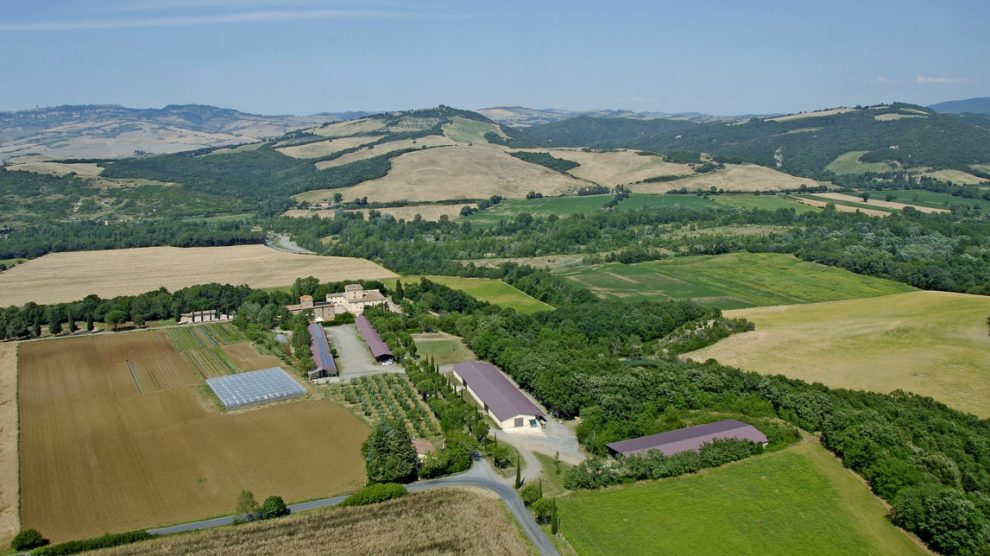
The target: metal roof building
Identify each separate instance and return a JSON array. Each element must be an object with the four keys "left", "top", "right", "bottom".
[
  {"left": 452, "top": 360, "right": 546, "bottom": 430},
  {"left": 606, "top": 419, "right": 768, "bottom": 457},
  {"left": 206, "top": 367, "right": 306, "bottom": 410},
  {"left": 355, "top": 315, "right": 393, "bottom": 362},
  {"left": 307, "top": 323, "right": 338, "bottom": 380}
]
